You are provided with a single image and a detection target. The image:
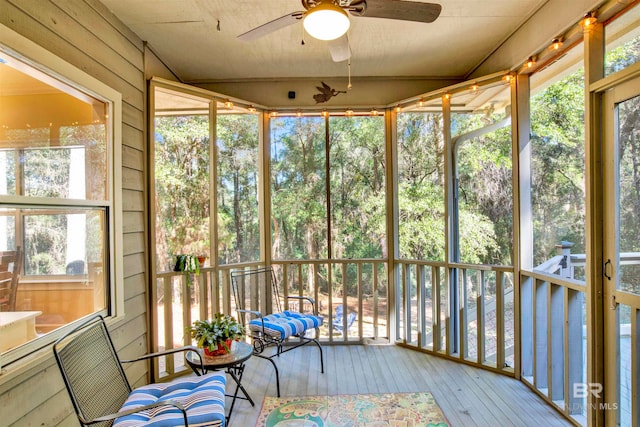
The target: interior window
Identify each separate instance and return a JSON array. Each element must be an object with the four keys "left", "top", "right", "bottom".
[{"left": 0, "top": 49, "right": 112, "bottom": 355}]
